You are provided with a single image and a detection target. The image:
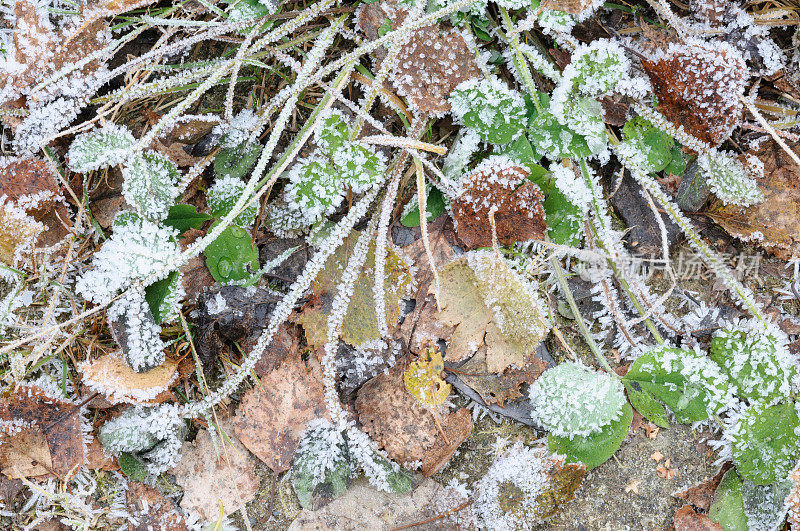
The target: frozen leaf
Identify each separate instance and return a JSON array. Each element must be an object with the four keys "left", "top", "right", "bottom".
[
  {"left": 144, "top": 269, "right": 182, "bottom": 325},
  {"left": 171, "top": 422, "right": 259, "bottom": 520},
  {"left": 528, "top": 103, "right": 598, "bottom": 160},
  {"left": 707, "top": 140, "right": 800, "bottom": 259},
  {"left": 673, "top": 505, "right": 723, "bottom": 531},
  {"left": 450, "top": 157, "right": 547, "bottom": 250},
  {"left": 207, "top": 175, "right": 258, "bottom": 226},
  {"left": 314, "top": 108, "right": 351, "bottom": 154},
  {"left": 624, "top": 346, "right": 731, "bottom": 424},
  {"left": 122, "top": 150, "right": 180, "bottom": 221},
  {"left": 127, "top": 481, "right": 189, "bottom": 531},
  {"left": 401, "top": 185, "right": 446, "bottom": 227},
  {"left": 548, "top": 403, "right": 633, "bottom": 469},
  {"left": 741, "top": 478, "right": 791, "bottom": 531},
  {"left": 284, "top": 155, "right": 343, "bottom": 225},
  {"left": 708, "top": 469, "right": 748, "bottom": 530},
  {"left": 391, "top": 26, "right": 481, "bottom": 117},
  {"left": 79, "top": 352, "right": 179, "bottom": 405},
  {"left": 0, "top": 386, "right": 85, "bottom": 480},
  {"left": 434, "top": 252, "right": 549, "bottom": 372},
  {"left": 474, "top": 443, "right": 585, "bottom": 529},
  {"left": 566, "top": 40, "right": 629, "bottom": 97},
  {"left": 403, "top": 347, "right": 451, "bottom": 408},
  {"left": 728, "top": 401, "right": 800, "bottom": 485},
  {"left": 67, "top": 125, "right": 135, "bottom": 173},
  {"left": 298, "top": 234, "right": 413, "bottom": 348},
  {"left": 621, "top": 117, "right": 679, "bottom": 174},
  {"left": 697, "top": 151, "right": 763, "bottom": 207},
  {"left": 232, "top": 355, "right": 328, "bottom": 474},
  {"left": 109, "top": 289, "right": 167, "bottom": 372},
  {"left": 530, "top": 361, "right": 626, "bottom": 438},
  {"left": 641, "top": 40, "right": 746, "bottom": 146},
  {"left": 331, "top": 142, "right": 385, "bottom": 194},
  {"left": 450, "top": 77, "right": 527, "bottom": 144},
  {"left": 214, "top": 141, "right": 261, "bottom": 180},
  {"left": 163, "top": 204, "right": 211, "bottom": 235},
  {"left": 204, "top": 223, "right": 259, "bottom": 284},
  {"left": 355, "top": 363, "right": 473, "bottom": 475},
  {"left": 0, "top": 157, "right": 61, "bottom": 211}
]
